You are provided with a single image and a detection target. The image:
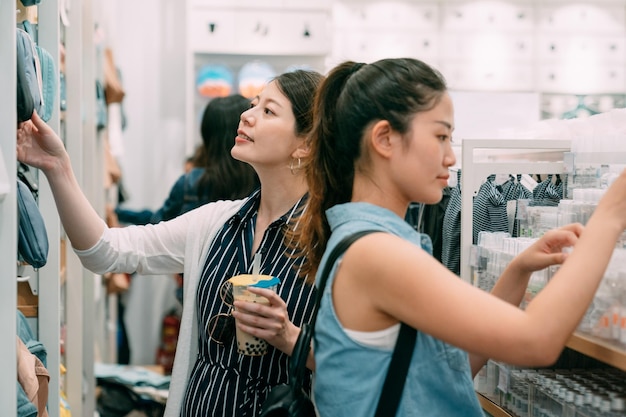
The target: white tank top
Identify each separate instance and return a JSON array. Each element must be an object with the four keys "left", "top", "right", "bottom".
[{"left": 343, "top": 323, "right": 400, "bottom": 349}]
